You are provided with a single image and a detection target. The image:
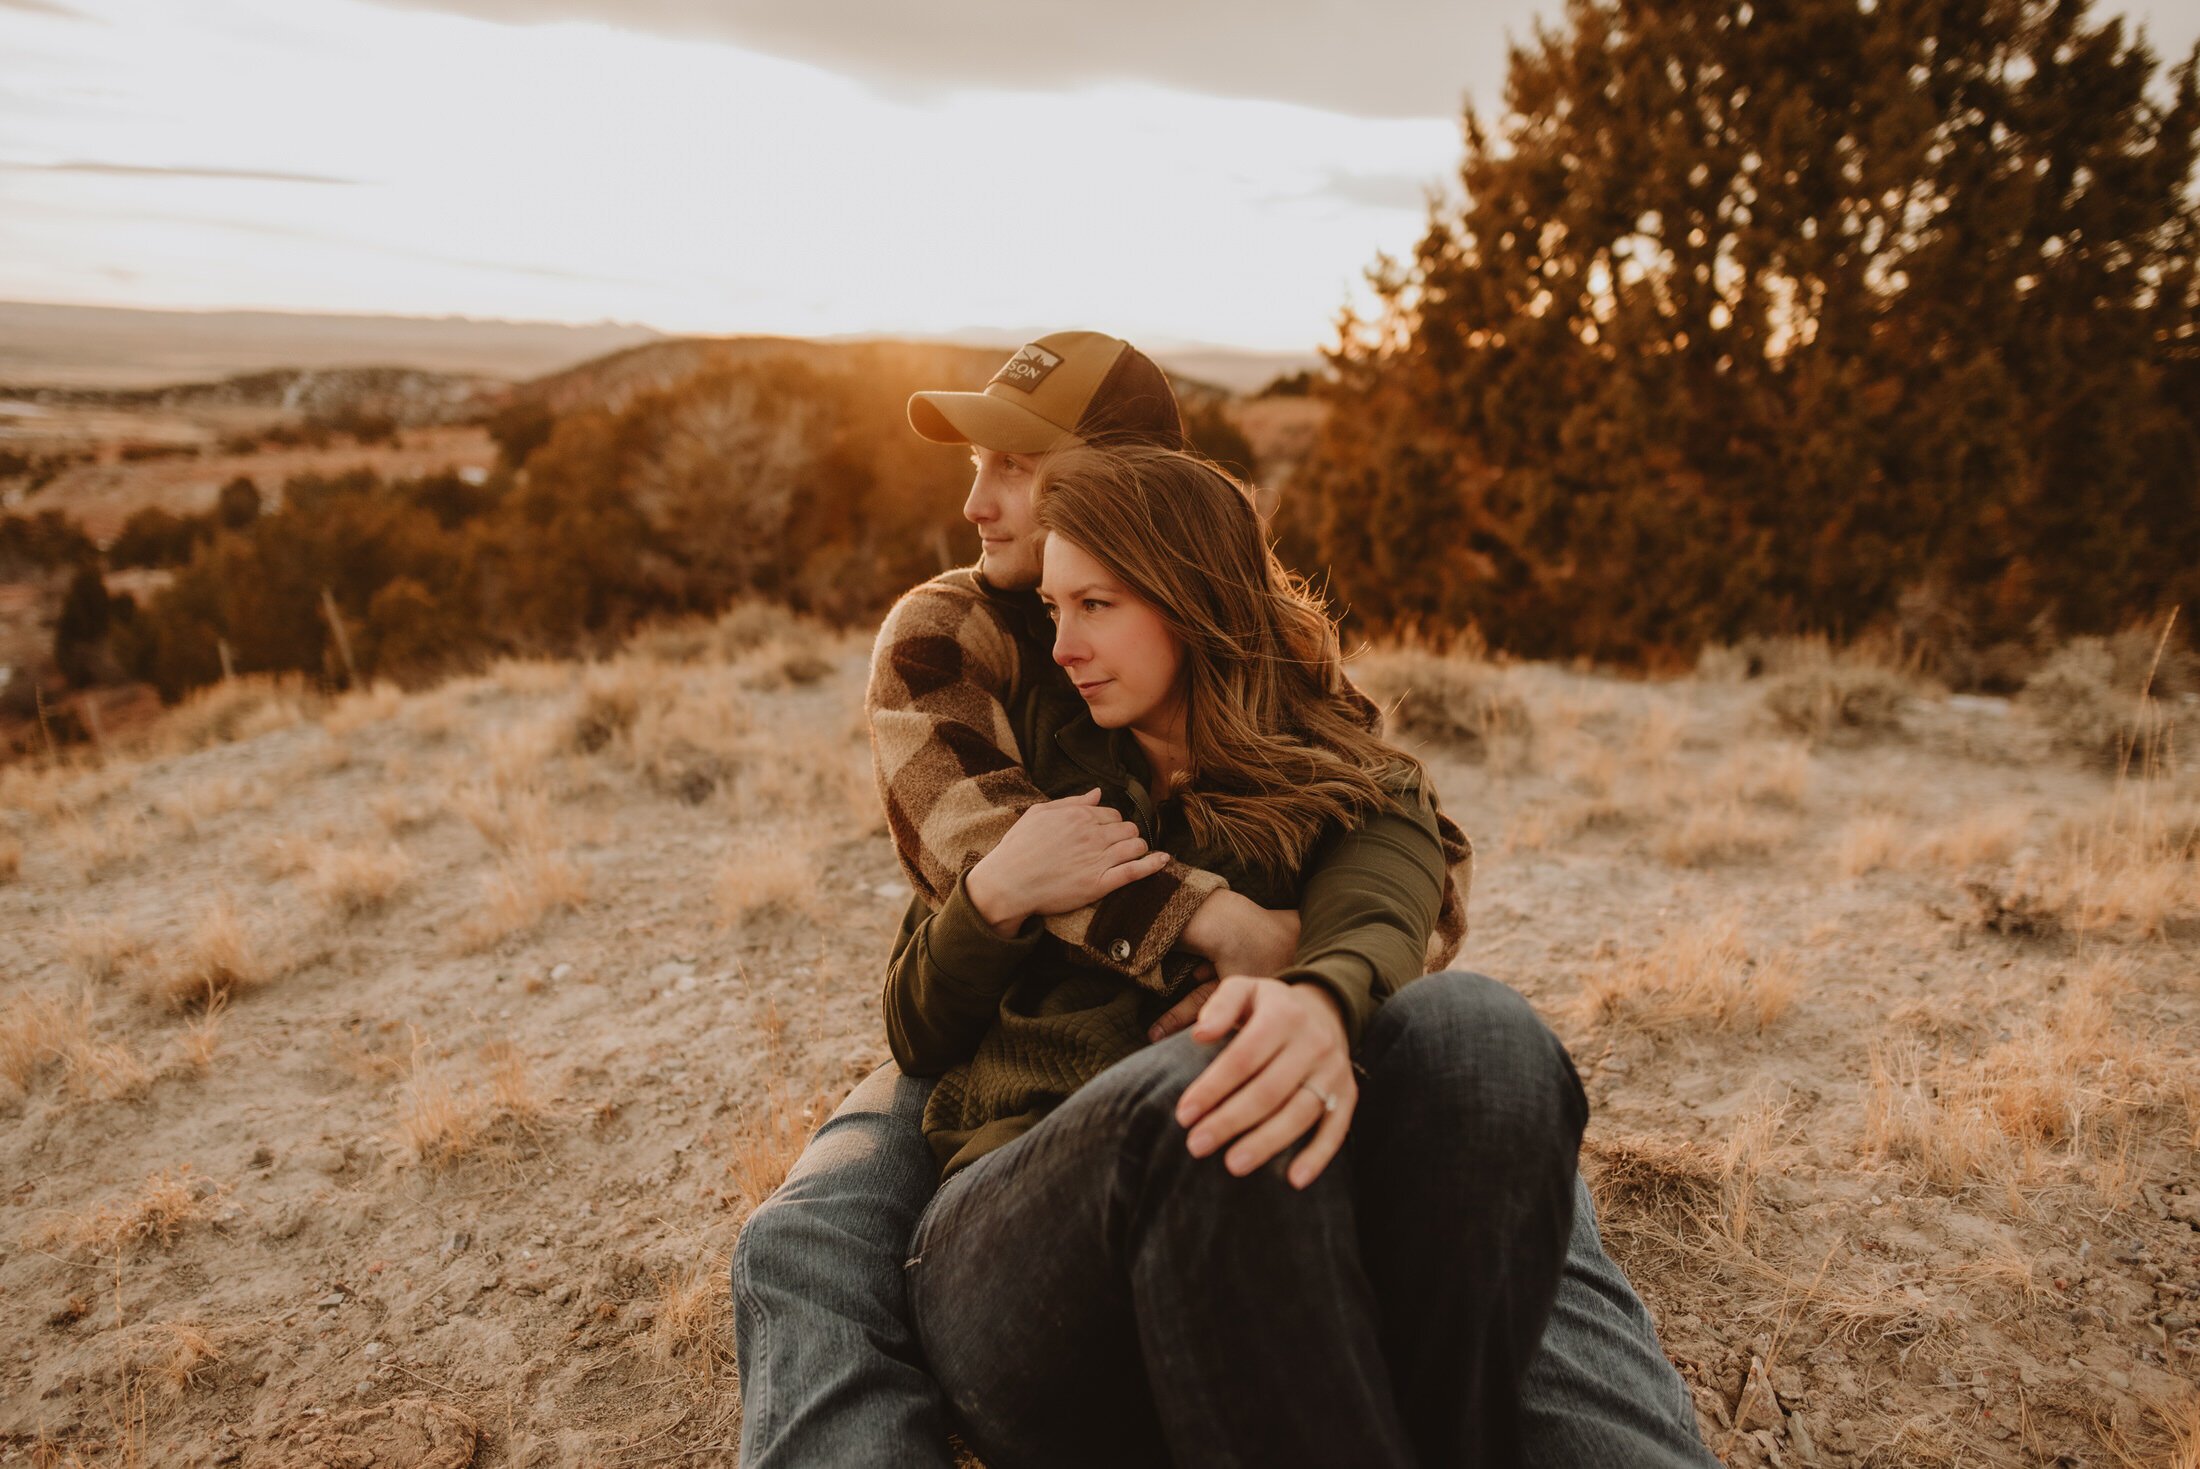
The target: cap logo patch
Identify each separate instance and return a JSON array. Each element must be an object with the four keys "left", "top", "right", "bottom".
[{"left": 991, "top": 343, "right": 1064, "bottom": 394}]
